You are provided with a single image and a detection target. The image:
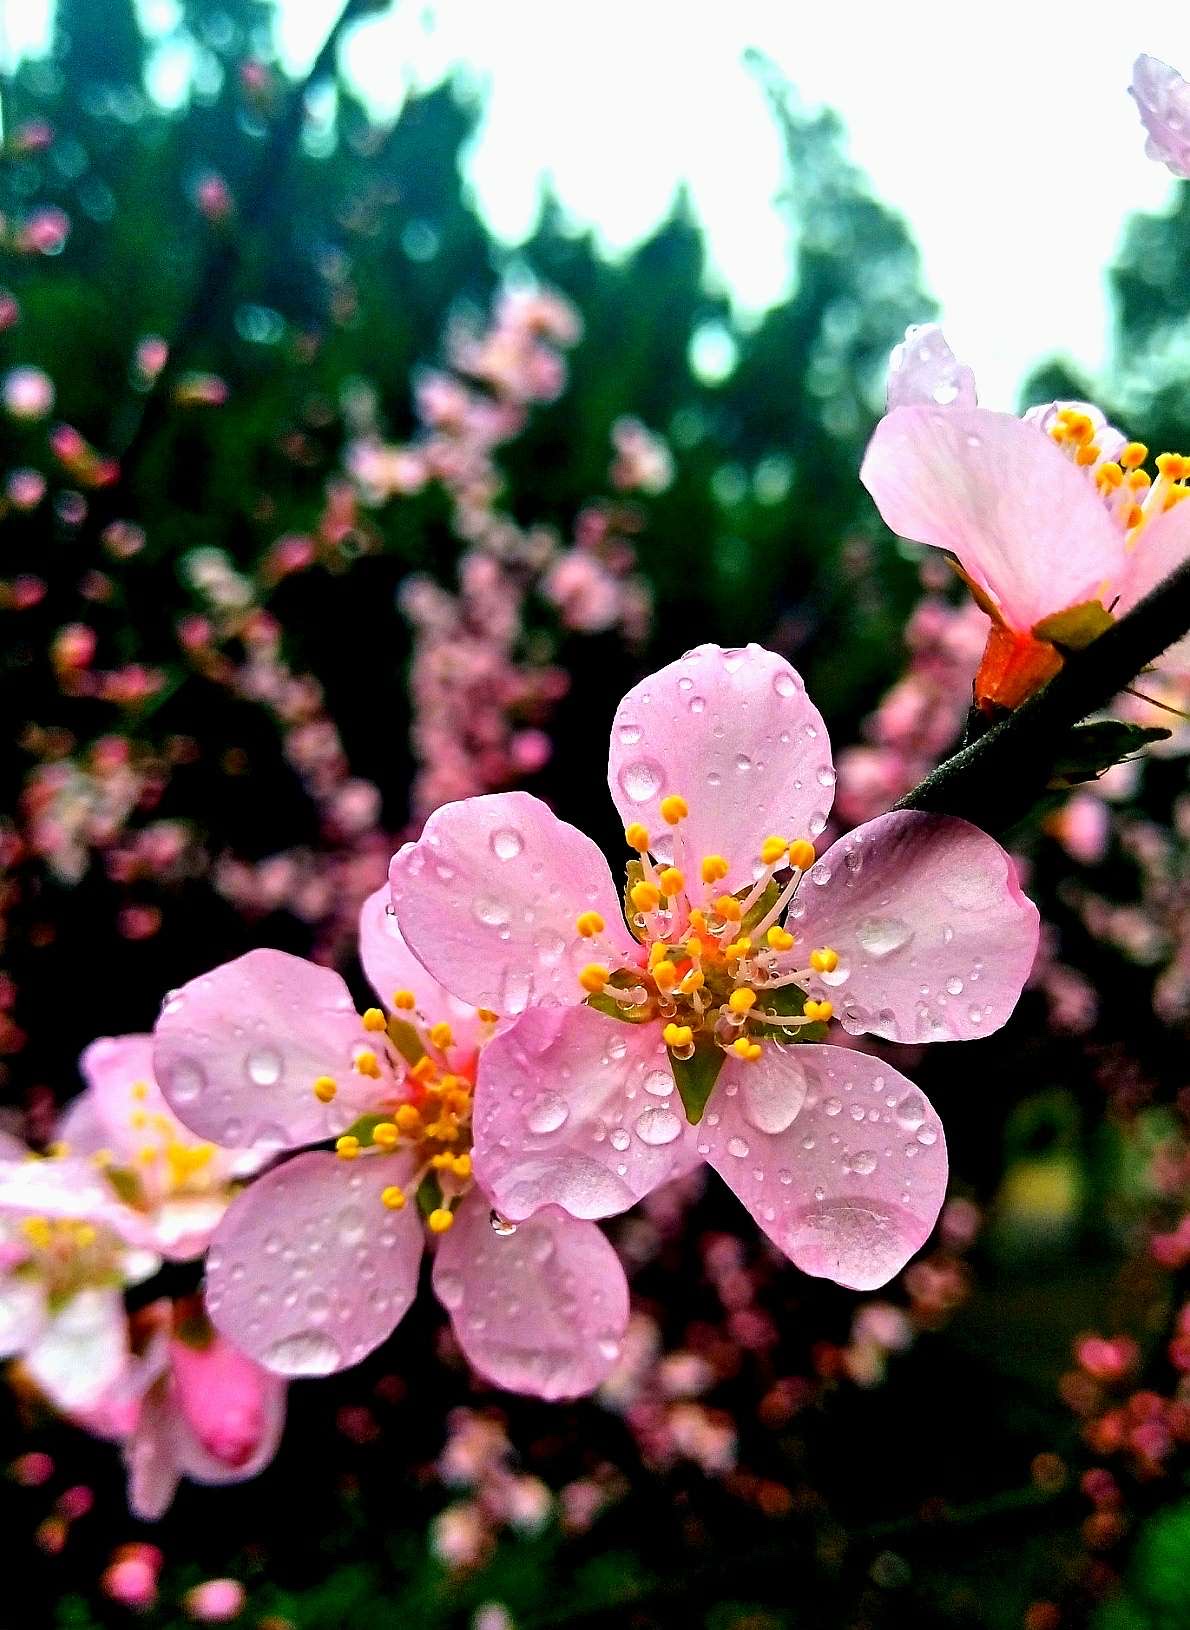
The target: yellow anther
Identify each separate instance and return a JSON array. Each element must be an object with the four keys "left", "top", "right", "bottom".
[
  {"left": 313, "top": 1075, "right": 337, "bottom": 1104},
  {"left": 381, "top": 1185, "right": 406, "bottom": 1210},
  {"left": 767, "top": 926, "right": 796, "bottom": 952},
  {"left": 662, "top": 1023, "right": 694, "bottom": 1049},
  {"left": 72, "top": 1223, "right": 97, "bottom": 1248},
  {"left": 1059, "top": 410, "right": 1094, "bottom": 446},
  {"left": 1125, "top": 504, "right": 1145, "bottom": 530},
  {"left": 715, "top": 894, "right": 742, "bottom": 923},
  {"left": 137, "top": 1146, "right": 159, "bottom": 1166},
  {"left": 648, "top": 940, "right": 670, "bottom": 968},
  {"left": 394, "top": 1104, "right": 422, "bottom": 1133},
  {"left": 451, "top": 1153, "right": 472, "bottom": 1179},
  {"left": 731, "top": 1038, "right": 763, "bottom": 1062},
  {"left": 372, "top": 1122, "right": 399, "bottom": 1148},
  {"left": 428, "top": 1208, "right": 455, "bottom": 1234},
  {"left": 1076, "top": 442, "right": 1101, "bottom": 467},
  {"left": 809, "top": 947, "right": 839, "bottom": 974},
  {"left": 1120, "top": 441, "right": 1148, "bottom": 469},
  {"left": 131, "top": 1081, "right": 149, "bottom": 1101},
  {"left": 788, "top": 839, "right": 816, "bottom": 871},
  {"left": 430, "top": 1151, "right": 453, "bottom": 1170},
  {"left": 679, "top": 968, "right": 705, "bottom": 994},
  {"left": 45, "top": 1140, "right": 70, "bottom": 1159},
  {"left": 653, "top": 960, "right": 678, "bottom": 991},
  {"left": 392, "top": 989, "right": 417, "bottom": 1011},
  {"left": 1127, "top": 468, "right": 1152, "bottom": 491},
  {"left": 658, "top": 867, "right": 685, "bottom": 897},
  {"left": 701, "top": 854, "right": 729, "bottom": 884},
  {"left": 660, "top": 794, "right": 688, "bottom": 825},
  {"left": 576, "top": 911, "right": 605, "bottom": 938},
  {"left": 1156, "top": 452, "right": 1190, "bottom": 480},
  {"left": 630, "top": 881, "right": 661, "bottom": 913},
  {"left": 579, "top": 963, "right": 609, "bottom": 994},
  {"left": 685, "top": 936, "right": 703, "bottom": 959},
  {"left": 426, "top": 1120, "right": 459, "bottom": 1143},
  {"left": 724, "top": 936, "right": 752, "bottom": 961},
  {"left": 429, "top": 1022, "right": 453, "bottom": 1051},
  {"left": 410, "top": 1055, "right": 437, "bottom": 1083},
  {"left": 624, "top": 822, "right": 651, "bottom": 852},
  {"left": 21, "top": 1217, "right": 52, "bottom": 1249},
  {"left": 760, "top": 835, "right": 789, "bottom": 867},
  {"left": 1094, "top": 462, "right": 1124, "bottom": 491},
  {"left": 91, "top": 1149, "right": 114, "bottom": 1168},
  {"left": 362, "top": 1007, "right": 387, "bottom": 1032},
  {"left": 689, "top": 908, "right": 708, "bottom": 935},
  {"left": 803, "top": 999, "right": 833, "bottom": 1022},
  {"left": 477, "top": 1008, "right": 499, "bottom": 1024},
  {"left": 728, "top": 987, "right": 757, "bottom": 1014},
  {"left": 335, "top": 1135, "right": 360, "bottom": 1160},
  {"left": 354, "top": 1048, "right": 381, "bottom": 1079},
  {"left": 1165, "top": 485, "right": 1190, "bottom": 510}
]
